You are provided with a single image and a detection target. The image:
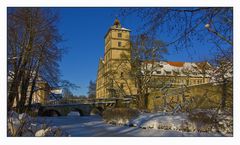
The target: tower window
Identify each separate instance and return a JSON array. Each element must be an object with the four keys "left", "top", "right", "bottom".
[
  {"left": 118, "top": 41, "right": 122, "bottom": 47},
  {"left": 118, "top": 33, "right": 122, "bottom": 38},
  {"left": 165, "top": 70, "right": 171, "bottom": 75}
]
